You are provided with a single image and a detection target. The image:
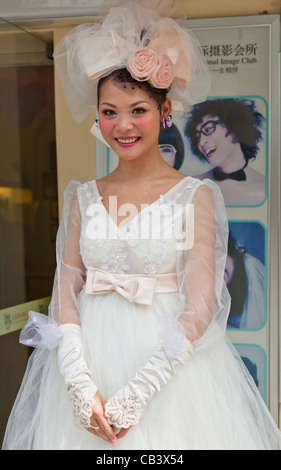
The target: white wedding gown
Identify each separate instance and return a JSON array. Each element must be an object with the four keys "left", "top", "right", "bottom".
[{"left": 3, "top": 177, "right": 281, "bottom": 450}]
